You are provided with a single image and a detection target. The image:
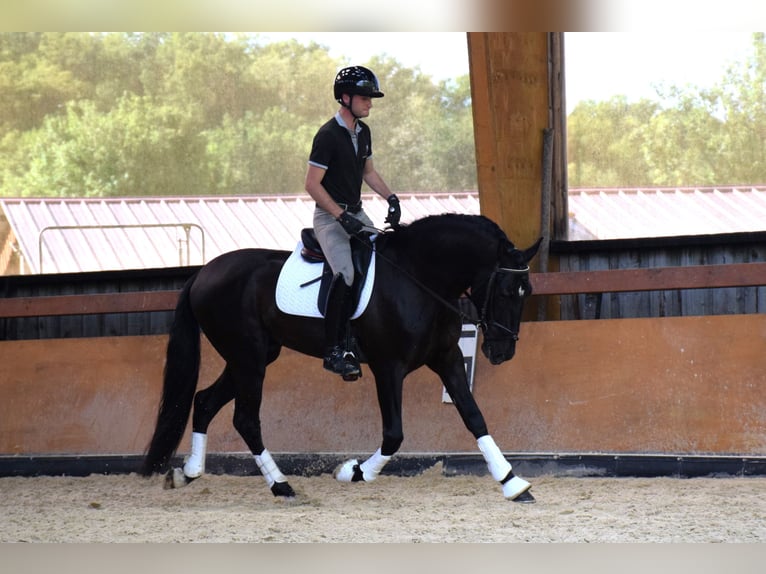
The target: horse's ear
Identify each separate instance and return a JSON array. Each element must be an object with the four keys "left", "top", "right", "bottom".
[{"left": 521, "top": 237, "right": 544, "bottom": 263}]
